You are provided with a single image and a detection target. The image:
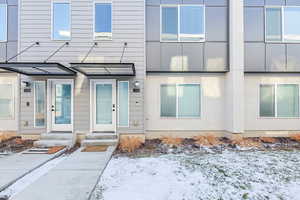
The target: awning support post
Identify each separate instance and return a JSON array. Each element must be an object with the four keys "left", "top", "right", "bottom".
[
  {"left": 44, "top": 42, "right": 69, "bottom": 63},
  {"left": 81, "top": 42, "right": 98, "bottom": 63},
  {"left": 6, "top": 42, "right": 40, "bottom": 62}
]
